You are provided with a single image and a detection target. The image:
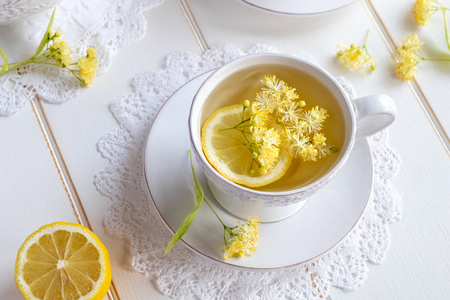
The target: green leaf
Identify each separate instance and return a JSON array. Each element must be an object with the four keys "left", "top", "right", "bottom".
[
  {"left": 443, "top": 8, "right": 450, "bottom": 52},
  {"left": 0, "top": 47, "right": 8, "bottom": 76},
  {"left": 164, "top": 150, "right": 205, "bottom": 255},
  {"left": 34, "top": 8, "right": 56, "bottom": 56}
]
